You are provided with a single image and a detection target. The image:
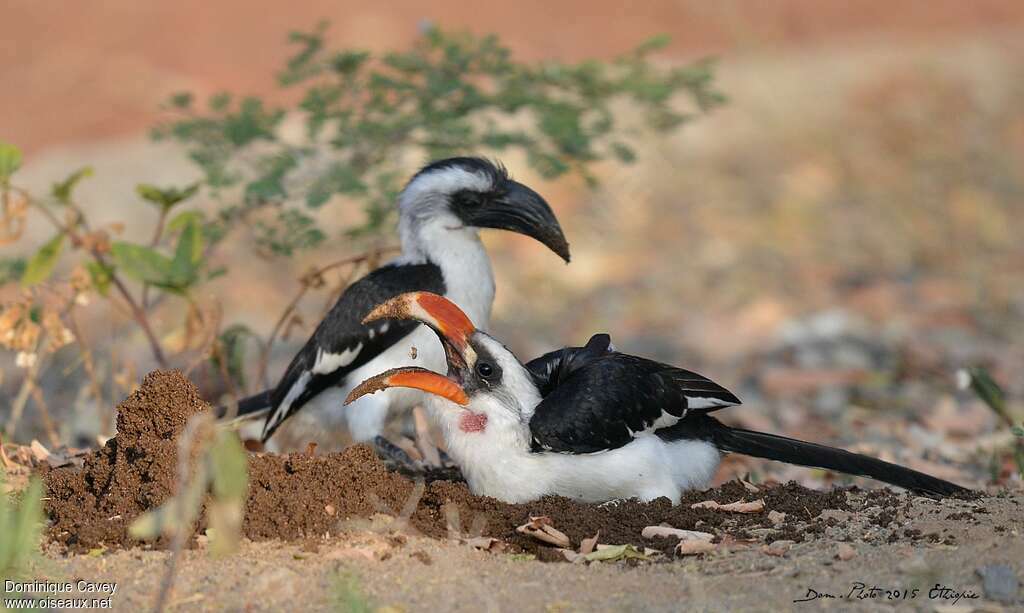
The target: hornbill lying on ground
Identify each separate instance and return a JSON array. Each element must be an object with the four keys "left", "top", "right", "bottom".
[
  {"left": 219, "top": 158, "right": 570, "bottom": 457},
  {"left": 346, "top": 292, "right": 971, "bottom": 503}
]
